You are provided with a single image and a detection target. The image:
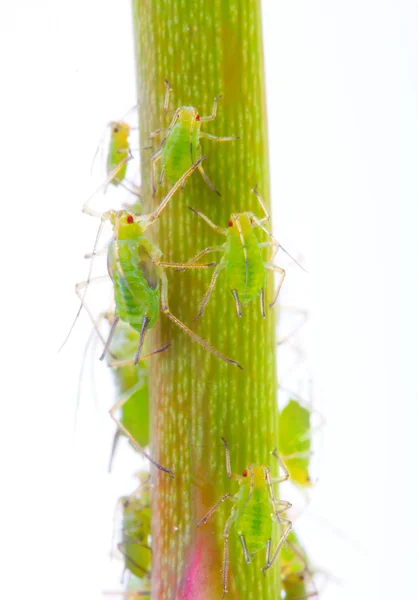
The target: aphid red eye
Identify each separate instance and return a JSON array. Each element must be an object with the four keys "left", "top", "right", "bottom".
[
  {"left": 196, "top": 114, "right": 200, "bottom": 121},
  {"left": 242, "top": 470, "right": 248, "bottom": 477},
  {"left": 228, "top": 220, "right": 233, "bottom": 227},
  {"left": 127, "top": 215, "right": 134, "bottom": 224},
  {"left": 113, "top": 126, "right": 119, "bottom": 133}
]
